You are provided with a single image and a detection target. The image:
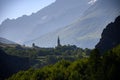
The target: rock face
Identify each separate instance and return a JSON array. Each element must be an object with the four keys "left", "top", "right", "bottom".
[{"left": 96, "top": 16, "right": 120, "bottom": 53}]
